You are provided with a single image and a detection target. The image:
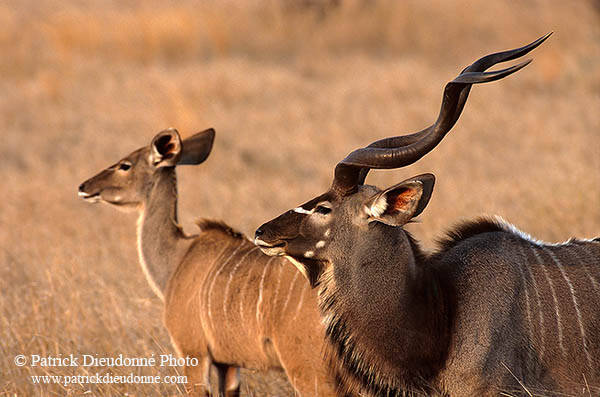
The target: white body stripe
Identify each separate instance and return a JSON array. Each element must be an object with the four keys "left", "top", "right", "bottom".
[
  {"left": 239, "top": 258, "right": 257, "bottom": 324},
  {"left": 256, "top": 257, "right": 274, "bottom": 324},
  {"left": 198, "top": 243, "right": 231, "bottom": 344},
  {"left": 532, "top": 246, "right": 566, "bottom": 356},
  {"left": 292, "top": 283, "right": 309, "bottom": 322},
  {"left": 544, "top": 247, "right": 593, "bottom": 370},
  {"left": 206, "top": 240, "right": 245, "bottom": 329},
  {"left": 515, "top": 245, "right": 534, "bottom": 363},
  {"left": 574, "top": 245, "right": 599, "bottom": 292},
  {"left": 524, "top": 245, "right": 546, "bottom": 358},
  {"left": 271, "top": 262, "right": 285, "bottom": 313},
  {"left": 222, "top": 247, "right": 259, "bottom": 320},
  {"left": 282, "top": 271, "right": 300, "bottom": 314}
]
